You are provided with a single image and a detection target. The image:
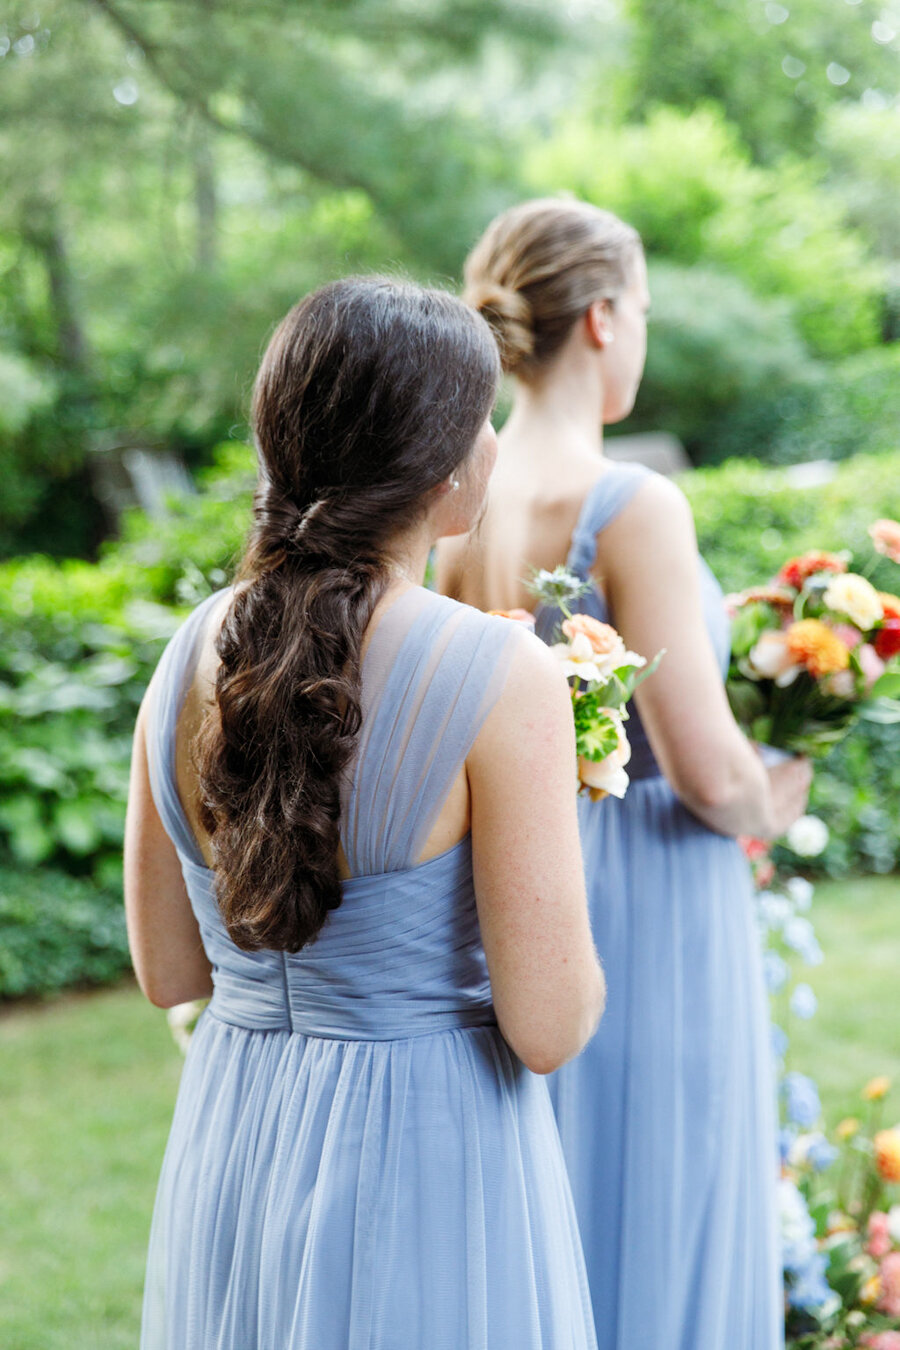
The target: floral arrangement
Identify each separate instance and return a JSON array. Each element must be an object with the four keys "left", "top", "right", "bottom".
[
  {"left": 504, "top": 566, "right": 662, "bottom": 800},
  {"left": 726, "top": 520, "right": 900, "bottom": 756},
  {"left": 743, "top": 828, "right": 900, "bottom": 1347}
]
